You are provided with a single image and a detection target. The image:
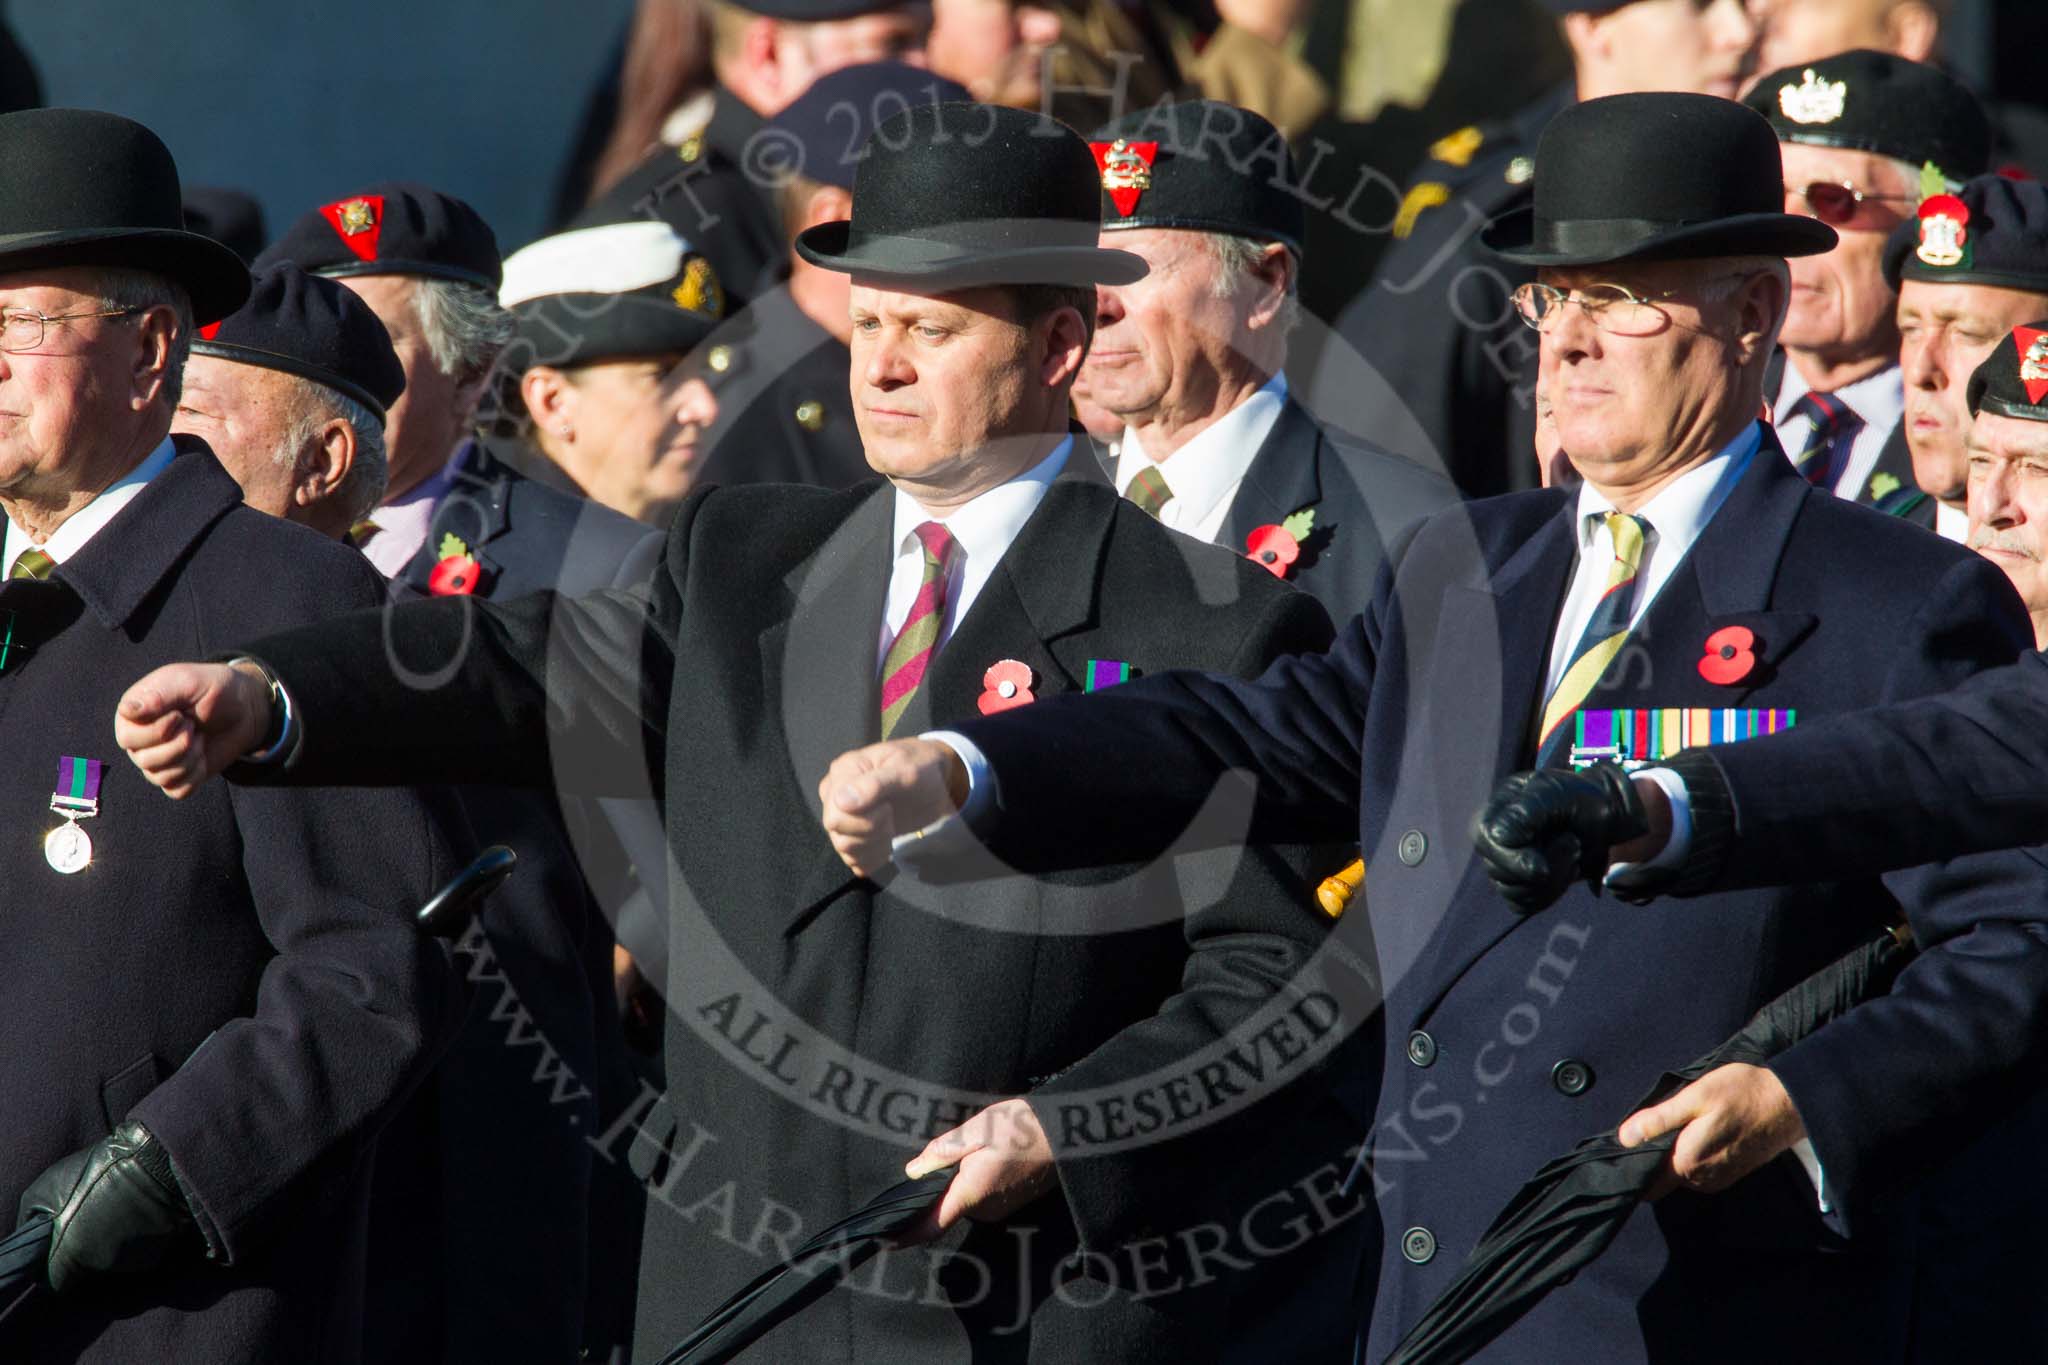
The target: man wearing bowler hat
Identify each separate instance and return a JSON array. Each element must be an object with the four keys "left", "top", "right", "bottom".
[
  {"left": 0, "top": 109, "right": 465, "bottom": 1362},
  {"left": 116, "top": 103, "right": 1346, "bottom": 1362},
  {"left": 172, "top": 261, "right": 406, "bottom": 541},
  {"left": 815, "top": 92, "right": 2048, "bottom": 1359},
  {"left": 1079, "top": 98, "right": 1461, "bottom": 624}
]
